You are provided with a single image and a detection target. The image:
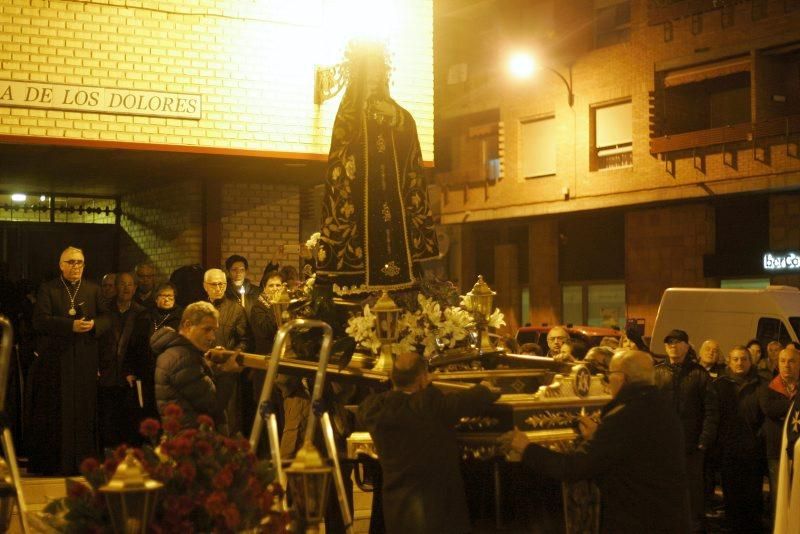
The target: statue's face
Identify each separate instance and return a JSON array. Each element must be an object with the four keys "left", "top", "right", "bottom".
[{"left": 363, "top": 56, "right": 389, "bottom": 98}]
